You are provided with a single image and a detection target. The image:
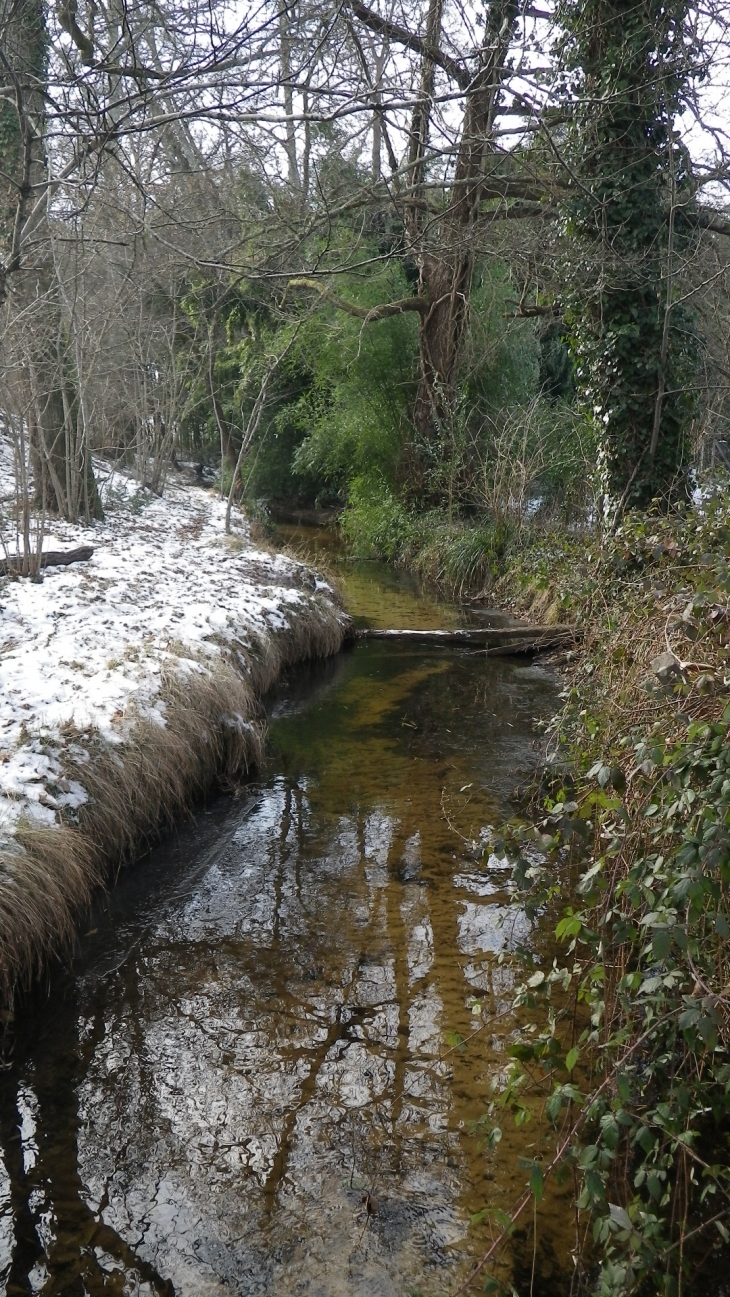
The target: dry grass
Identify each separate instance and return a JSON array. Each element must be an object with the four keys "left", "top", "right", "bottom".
[
  {"left": 0, "top": 592, "right": 348, "bottom": 1001},
  {"left": 71, "top": 662, "right": 263, "bottom": 869},
  {"left": 249, "top": 525, "right": 348, "bottom": 603},
  {"left": 0, "top": 826, "right": 100, "bottom": 993}
]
